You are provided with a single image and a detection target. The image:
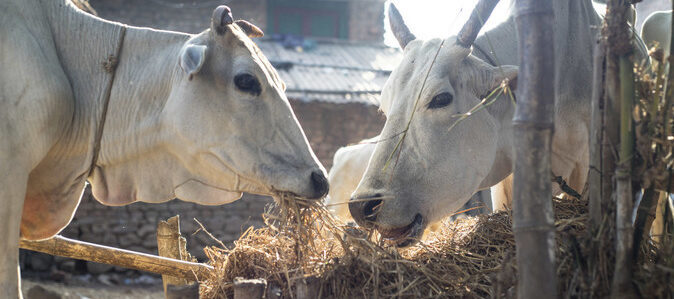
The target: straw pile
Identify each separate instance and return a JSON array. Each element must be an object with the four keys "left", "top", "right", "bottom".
[{"left": 198, "top": 193, "right": 670, "bottom": 298}]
